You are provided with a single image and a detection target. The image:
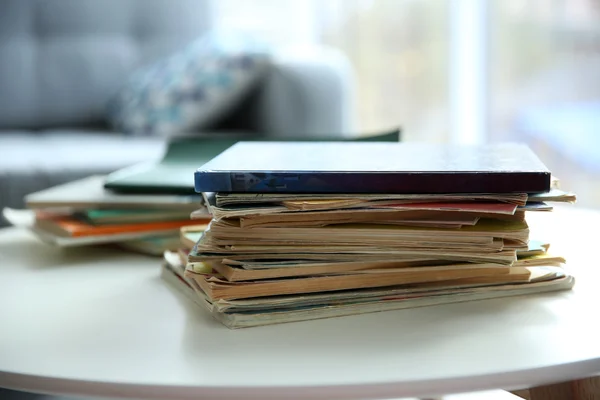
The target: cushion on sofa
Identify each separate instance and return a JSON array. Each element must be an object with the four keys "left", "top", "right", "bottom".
[{"left": 106, "top": 32, "right": 270, "bottom": 136}]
